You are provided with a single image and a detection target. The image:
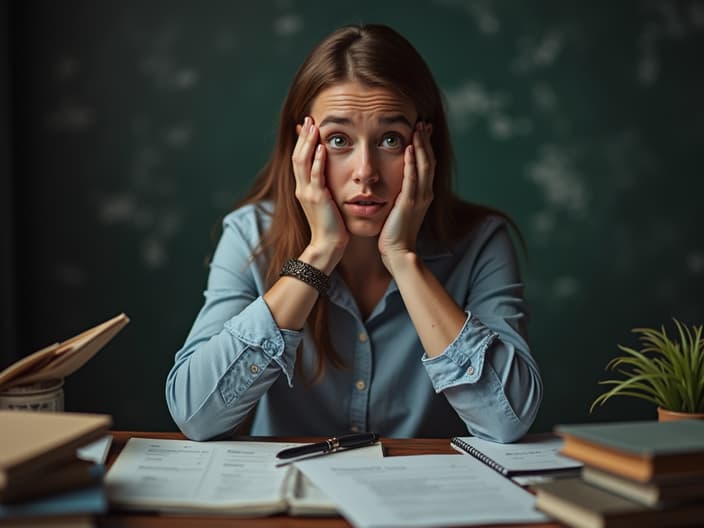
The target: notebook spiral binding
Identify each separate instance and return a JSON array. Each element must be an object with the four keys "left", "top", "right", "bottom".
[{"left": 451, "top": 437, "right": 509, "bottom": 475}]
